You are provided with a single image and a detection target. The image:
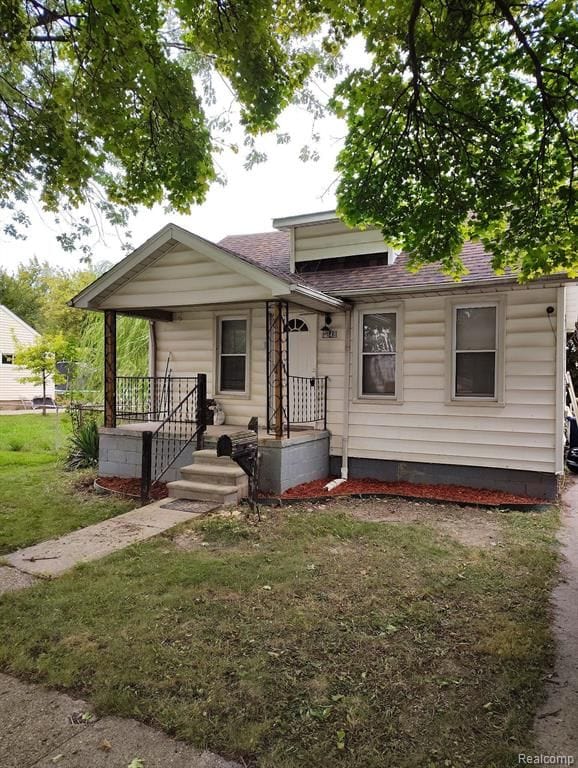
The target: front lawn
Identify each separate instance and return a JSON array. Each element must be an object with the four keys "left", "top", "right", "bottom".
[
  {"left": 0, "top": 412, "right": 70, "bottom": 454},
  {"left": 0, "top": 501, "right": 559, "bottom": 767},
  {"left": 0, "top": 414, "right": 138, "bottom": 553}
]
